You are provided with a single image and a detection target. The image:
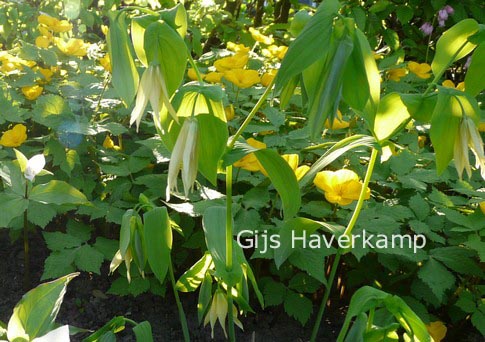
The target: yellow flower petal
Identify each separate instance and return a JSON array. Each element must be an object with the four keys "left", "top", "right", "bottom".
[
  {"left": 233, "top": 138, "right": 266, "bottom": 171},
  {"left": 21, "top": 85, "right": 43, "bottom": 100},
  {"left": 408, "top": 61, "right": 432, "bottom": 79},
  {"left": 442, "top": 80, "right": 455, "bottom": 88},
  {"left": 55, "top": 38, "right": 88, "bottom": 57},
  {"left": 227, "top": 42, "right": 250, "bottom": 54},
  {"left": 35, "top": 36, "right": 51, "bottom": 49},
  {"left": 325, "top": 110, "right": 349, "bottom": 129},
  {"left": 204, "top": 71, "right": 224, "bottom": 83},
  {"left": 214, "top": 52, "right": 249, "bottom": 72},
  {"left": 426, "top": 321, "right": 447, "bottom": 342},
  {"left": 480, "top": 202, "right": 485, "bottom": 215},
  {"left": 0, "top": 124, "right": 27, "bottom": 147},
  {"left": 249, "top": 27, "right": 274, "bottom": 45},
  {"left": 387, "top": 68, "right": 408, "bottom": 82},
  {"left": 225, "top": 105, "right": 235, "bottom": 121},
  {"left": 224, "top": 69, "right": 260, "bottom": 88},
  {"left": 314, "top": 169, "right": 370, "bottom": 206},
  {"left": 261, "top": 69, "right": 277, "bottom": 87}
]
